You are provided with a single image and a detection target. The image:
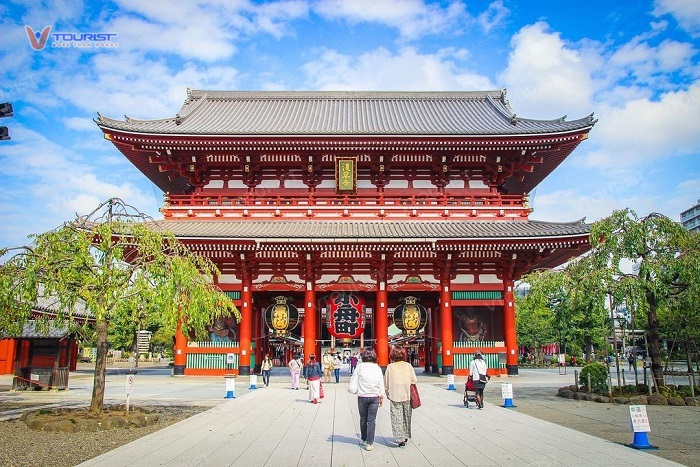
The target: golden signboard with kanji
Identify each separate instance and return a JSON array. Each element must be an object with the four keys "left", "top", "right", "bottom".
[{"left": 335, "top": 157, "right": 356, "bottom": 194}]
